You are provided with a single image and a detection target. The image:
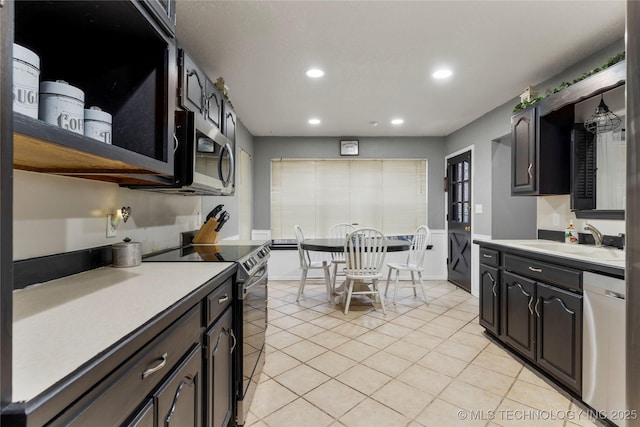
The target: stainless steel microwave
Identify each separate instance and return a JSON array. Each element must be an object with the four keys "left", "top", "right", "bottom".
[{"left": 129, "top": 110, "right": 235, "bottom": 196}]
